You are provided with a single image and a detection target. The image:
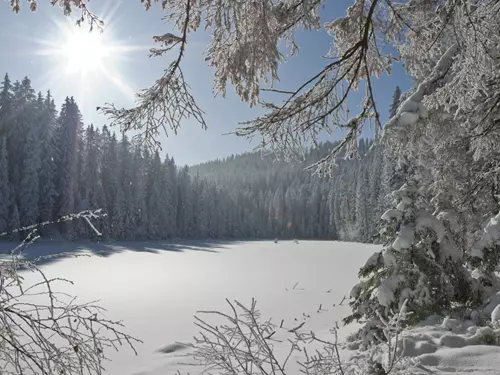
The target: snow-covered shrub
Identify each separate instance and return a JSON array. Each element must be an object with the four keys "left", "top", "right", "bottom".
[
  {"left": 344, "top": 182, "right": 478, "bottom": 343},
  {"left": 189, "top": 299, "right": 415, "bottom": 375}
]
